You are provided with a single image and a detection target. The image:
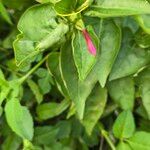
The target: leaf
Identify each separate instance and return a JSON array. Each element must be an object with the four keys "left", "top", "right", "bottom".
[
  {"left": 117, "top": 142, "right": 132, "bottom": 150},
  {"left": 135, "top": 15, "right": 150, "bottom": 34},
  {"left": 98, "top": 20, "right": 121, "bottom": 87},
  {"left": 54, "top": 0, "right": 77, "bottom": 16},
  {"left": 0, "top": 0, "right": 12, "bottom": 24},
  {"left": 13, "top": 4, "right": 69, "bottom": 66},
  {"left": 47, "top": 53, "right": 69, "bottom": 98},
  {"left": 135, "top": 67, "right": 150, "bottom": 119},
  {"left": 108, "top": 77, "right": 135, "bottom": 110},
  {"left": 35, "top": 68, "right": 53, "bottom": 95},
  {"left": 2, "top": 134, "right": 22, "bottom": 150},
  {"left": 72, "top": 26, "right": 99, "bottom": 81},
  {"left": 33, "top": 126, "right": 58, "bottom": 145},
  {"left": 60, "top": 41, "right": 98, "bottom": 119},
  {"left": 113, "top": 110, "right": 135, "bottom": 139},
  {"left": 36, "top": 99, "right": 70, "bottom": 120},
  {"left": 0, "top": 70, "right": 10, "bottom": 104},
  {"left": 86, "top": 0, "right": 150, "bottom": 18},
  {"left": 127, "top": 131, "right": 150, "bottom": 150},
  {"left": 135, "top": 29, "right": 150, "bottom": 48},
  {"left": 5, "top": 98, "right": 34, "bottom": 140},
  {"left": 82, "top": 84, "right": 107, "bottom": 135},
  {"left": 27, "top": 79, "right": 43, "bottom": 104},
  {"left": 109, "top": 29, "right": 150, "bottom": 81}
]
